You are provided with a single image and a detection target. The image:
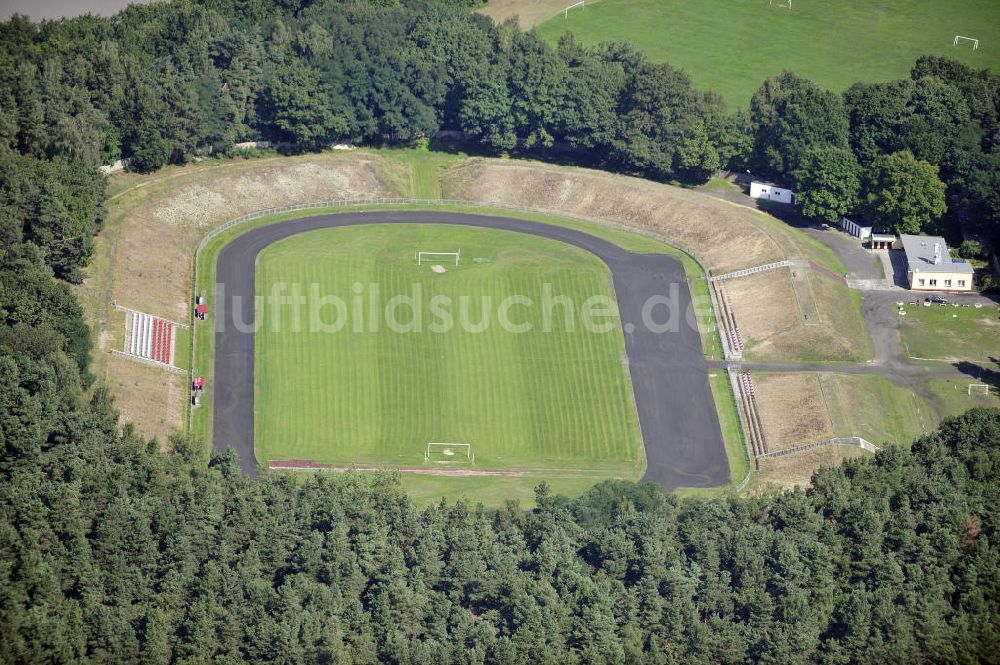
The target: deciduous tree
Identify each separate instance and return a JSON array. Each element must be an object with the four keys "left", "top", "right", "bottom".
[
  {"left": 793, "top": 145, "right": 861, "bottom": 223},
  {"left": 863, "top": 150, "right": 946, "bottom": 234}
]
